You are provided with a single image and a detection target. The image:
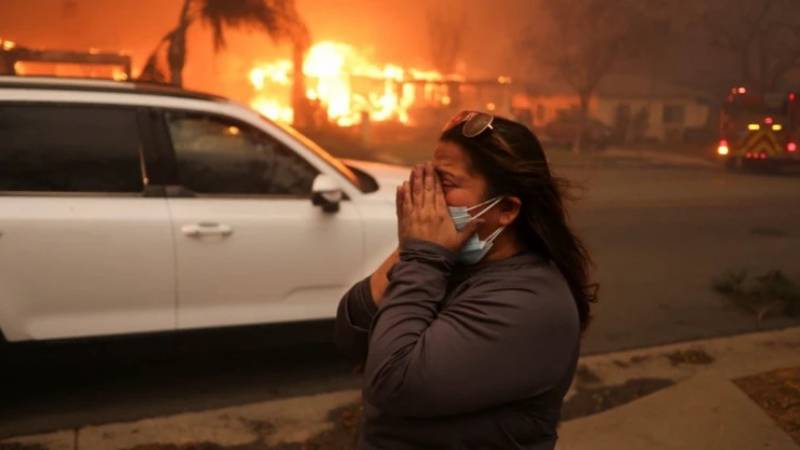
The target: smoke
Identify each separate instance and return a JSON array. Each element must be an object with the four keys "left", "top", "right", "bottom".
[{"left": 0, "top": 0, "right": 533, "bottom": 101}]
